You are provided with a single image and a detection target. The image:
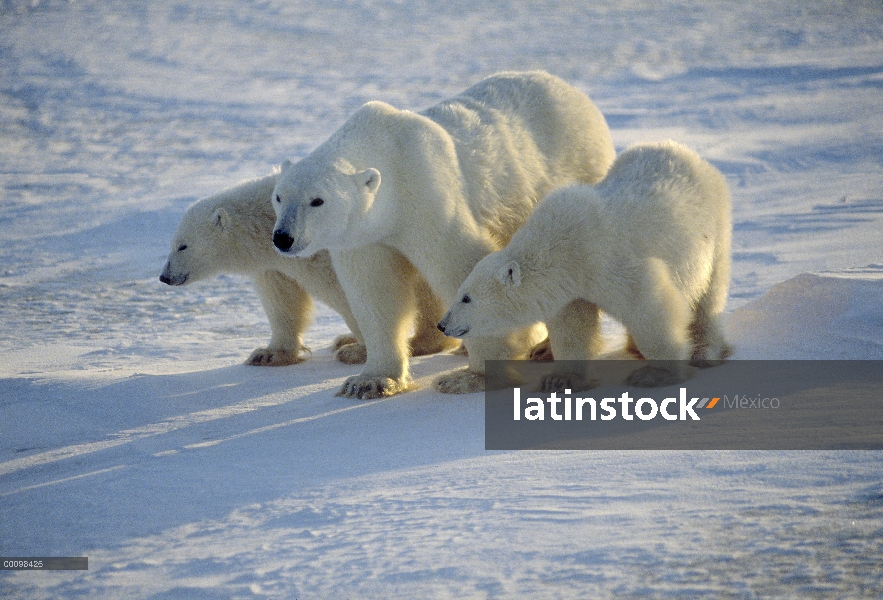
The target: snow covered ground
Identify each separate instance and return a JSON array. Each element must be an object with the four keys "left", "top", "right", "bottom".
[{"left": 1, "top": 0, "right": 882, "bottom": 597}]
